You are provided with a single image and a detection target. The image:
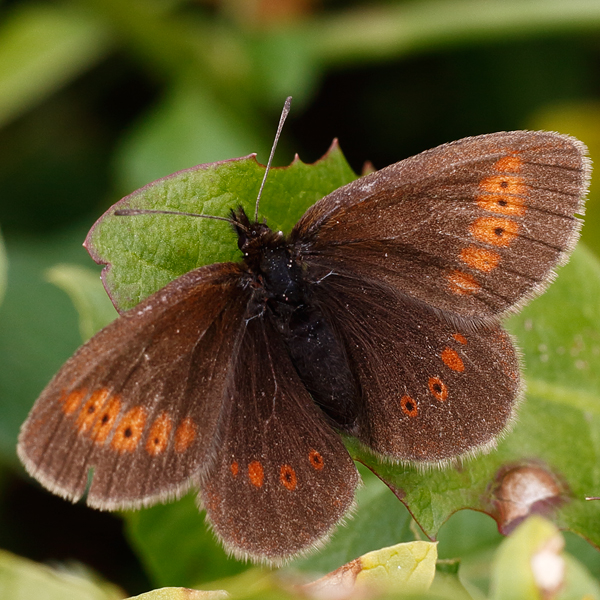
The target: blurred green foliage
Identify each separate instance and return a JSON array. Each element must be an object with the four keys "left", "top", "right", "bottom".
[{"left": 2, "top": 0, "right": 600, "bottom": 597}]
